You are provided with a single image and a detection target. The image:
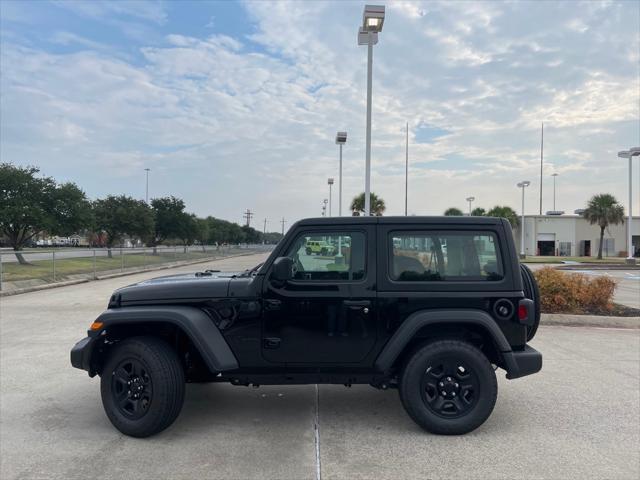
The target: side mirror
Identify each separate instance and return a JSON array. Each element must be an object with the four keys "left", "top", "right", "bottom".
[{"left": 271, "top": 256, "right": 294, "bottom": 282}]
